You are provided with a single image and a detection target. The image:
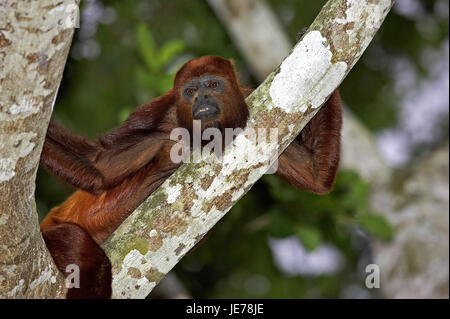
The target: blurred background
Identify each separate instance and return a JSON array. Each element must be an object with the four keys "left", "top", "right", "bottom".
[{"left": 36, "top": 0, "right": 449, "bottom": 299}]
